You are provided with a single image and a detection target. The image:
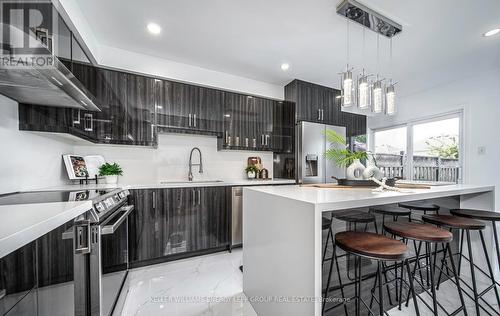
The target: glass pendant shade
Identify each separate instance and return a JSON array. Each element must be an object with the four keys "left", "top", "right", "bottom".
[
  {"left": 386, "top": 83, "right": 396, "bottom": 115},
  {"left": 358, "top": 75, "right": 371, "bottom": 109},
  {"left": 341, "top": 70, "right": 355, "bottom": 107},
  {"left": 372, "top": 80, "right": 384, "bottom": 113}
]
